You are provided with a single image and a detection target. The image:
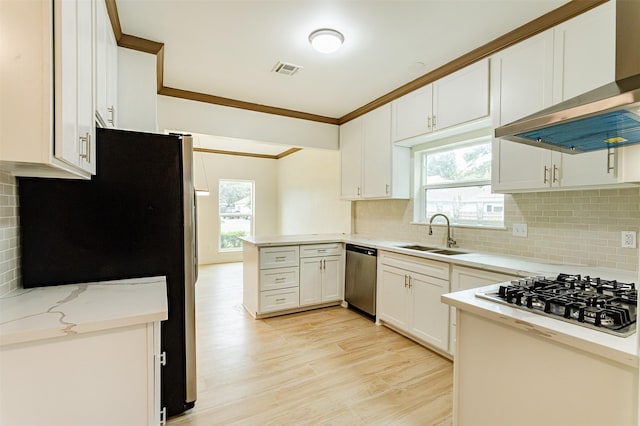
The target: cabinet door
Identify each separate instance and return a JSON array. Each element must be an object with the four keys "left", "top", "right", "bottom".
[
  {"left": 433, "top": 59, "right": 489, "bottom": 131},
  {"left": 339, "top": 117, "right": 363, "bottom": 199},
  {"left": 96, "top": 0, "right": 108, "bottom": 125},
  {"left": 558, "top": 150, "right": 620, "bottom": 188},
  {"left": 449, "top": 267, "right": 518, "bottom": 355},
  {"left": 492, "top": 139, "right": 552, "bottom": 192},
  {"left": 75, "top": 0, "right": 95, "bottom": 174},
  {"left": 321, "top": 256, "right": 343, "bottom": 302},
  {"left": 391, "top": 84, "right": 432, "bottom": 142},
  {"left": 106, "top": 17, "right": 118, "bottom": 127},
  {"left": 299, "top": 258, "right": 322, "bottom": 306},
  {"left": 494, "top": 30, "right": 554, "bottom": 126},
  {"left": 378, "top": 265, "right": 410, "bottom": 331},
  {"left": 54, "top": 0, "right": 81, "bottom": 168},
  {"left": 552, "top": 1, "right": 615, "bottom": 104},
  {"left": 362, "top": 104, "right": 392, "bottom": 198},
  {"left": 409, "top": 272, "right": 449, "bottom": 352},
  {"left": 553, "top": 1, "right": 618, "bottom": 188},
  {"left": 54, "top": 0, "right": 95, "bottom": 174},
  {"left": 491, "top": 31, "right": 554, "bottom": 193}
]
